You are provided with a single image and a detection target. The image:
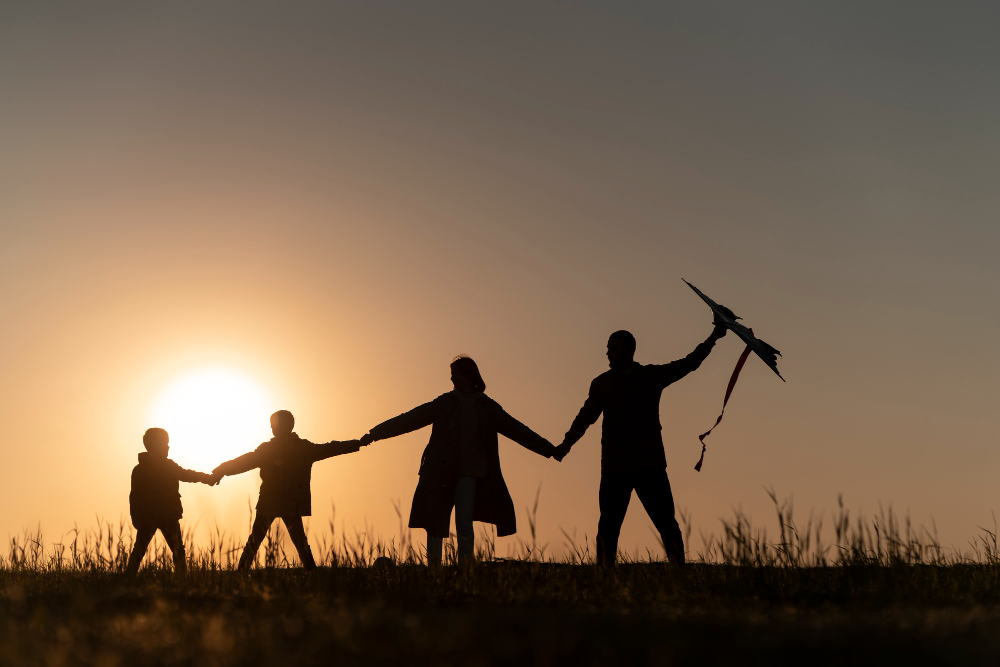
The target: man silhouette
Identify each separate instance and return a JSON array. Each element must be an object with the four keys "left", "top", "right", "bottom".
[
  {"left": 554, "top": 317, "right": 729, "bottom": 566},
  {"left": 213, "top": 410, "right": 361, "bottom": 571}
]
